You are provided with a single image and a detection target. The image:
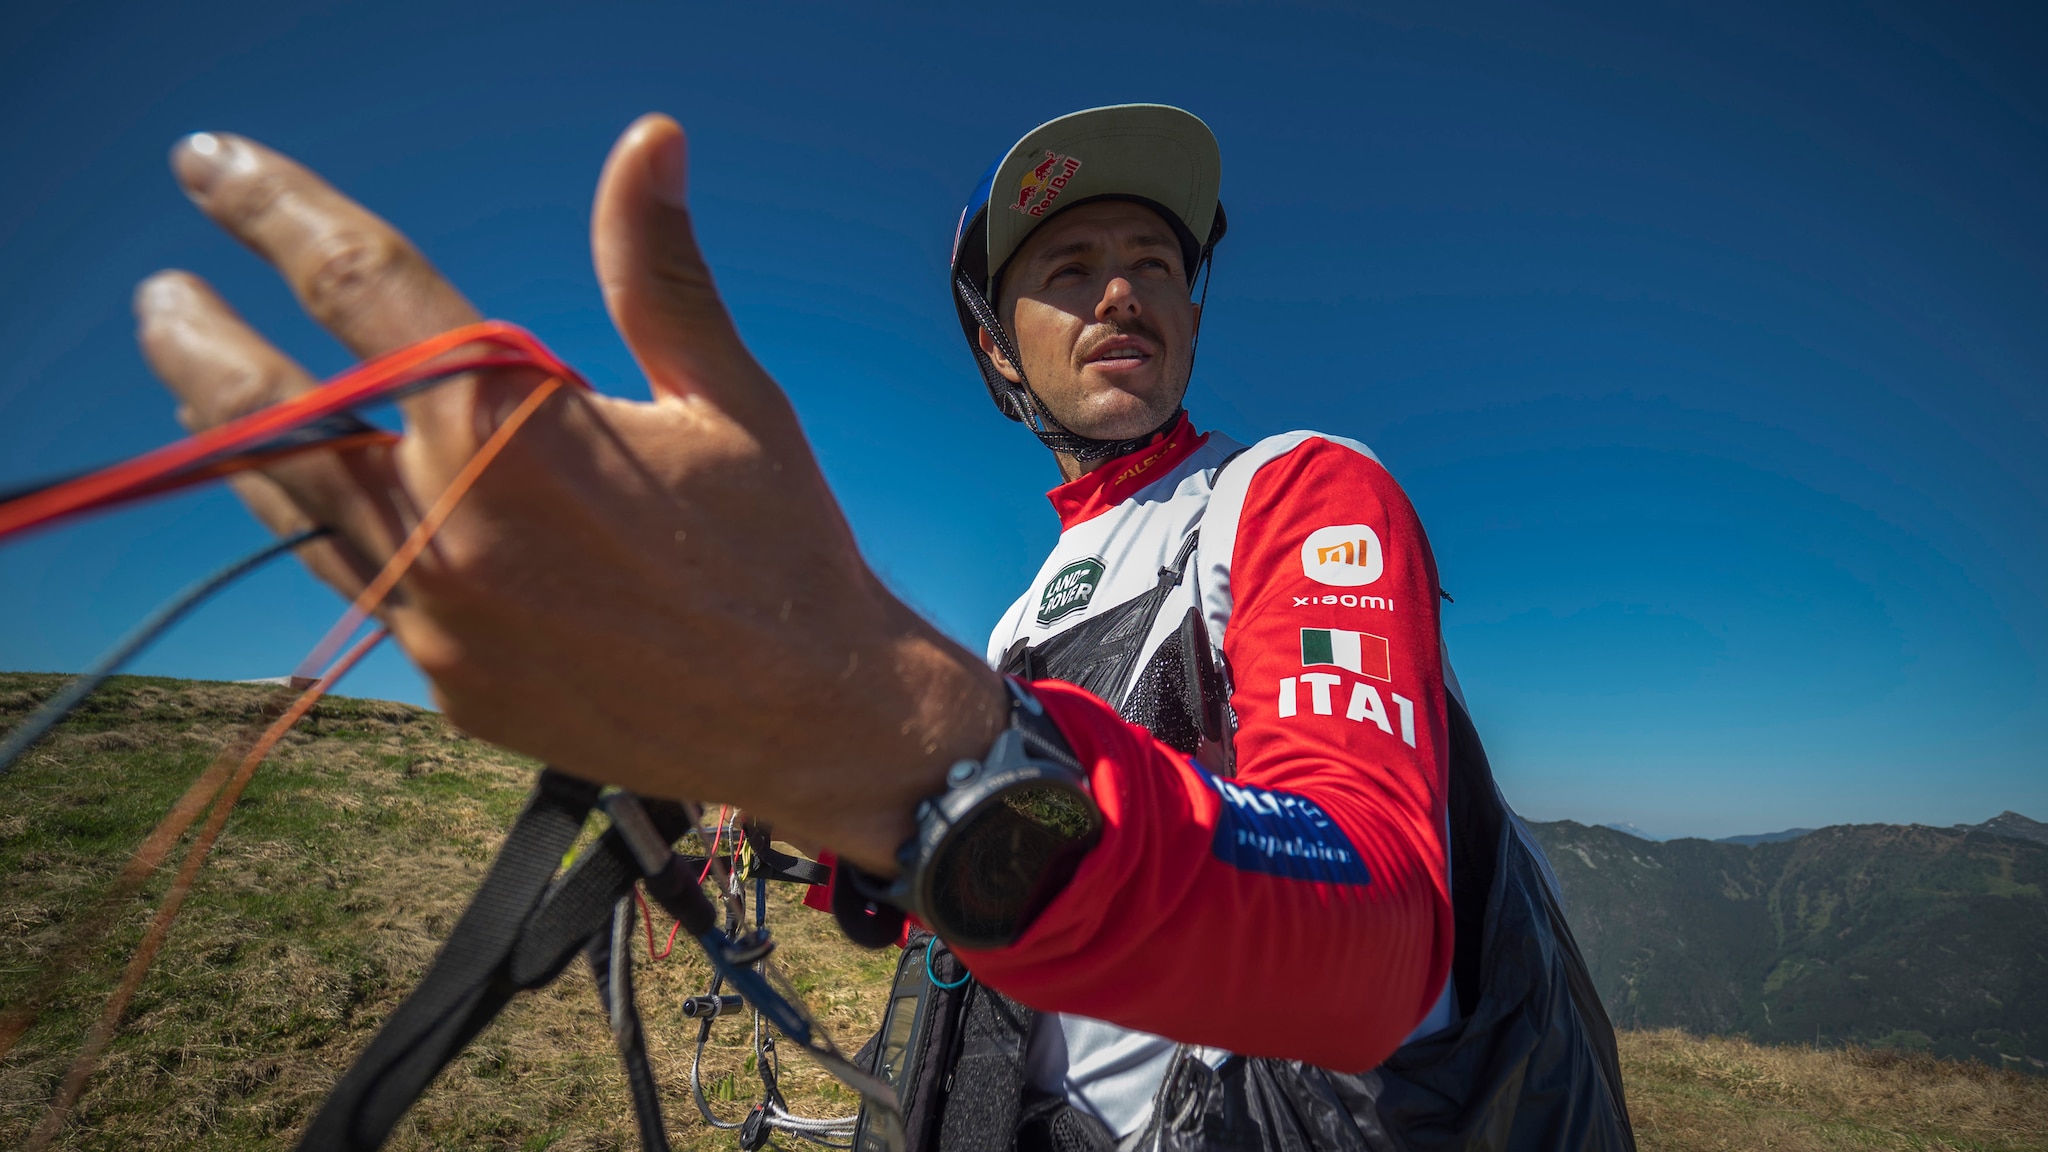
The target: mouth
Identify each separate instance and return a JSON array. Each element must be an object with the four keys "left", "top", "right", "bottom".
[{"left": 1082, "top": 336, "right": 1155, "bottom": 371}]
